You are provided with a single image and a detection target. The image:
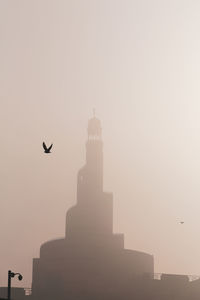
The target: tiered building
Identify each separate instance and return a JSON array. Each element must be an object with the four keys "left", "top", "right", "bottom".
[{"left": 31, "top": 117, "right": 153, "bottom": 300}]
